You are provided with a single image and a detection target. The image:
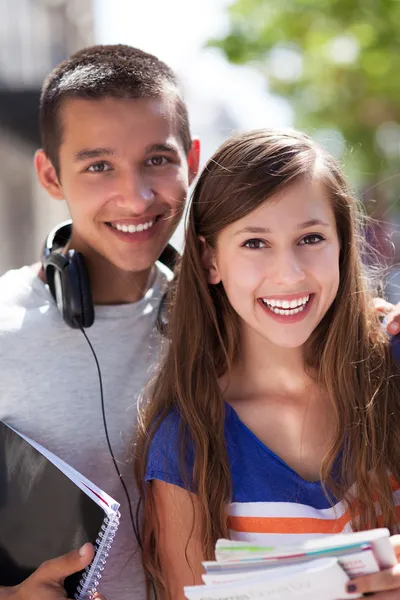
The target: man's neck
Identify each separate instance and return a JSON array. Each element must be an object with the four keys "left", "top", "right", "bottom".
[{"left": 88, "top": 257, "right": 153, "bottom": 305}]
